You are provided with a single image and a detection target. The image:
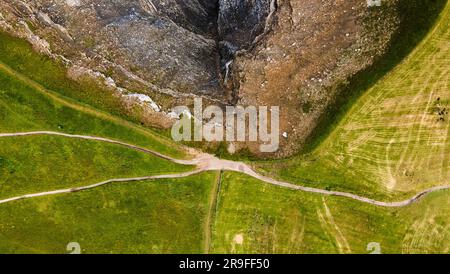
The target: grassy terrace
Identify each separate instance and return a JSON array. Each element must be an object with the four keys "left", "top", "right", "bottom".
[{"left": 0, "top": 32, "right": 213, "bottom": 253}]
